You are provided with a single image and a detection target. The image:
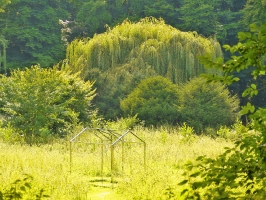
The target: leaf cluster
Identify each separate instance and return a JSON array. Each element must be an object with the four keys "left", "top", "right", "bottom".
[{"left": 0, "top": 0, "right": 69, "bottom": 69}]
